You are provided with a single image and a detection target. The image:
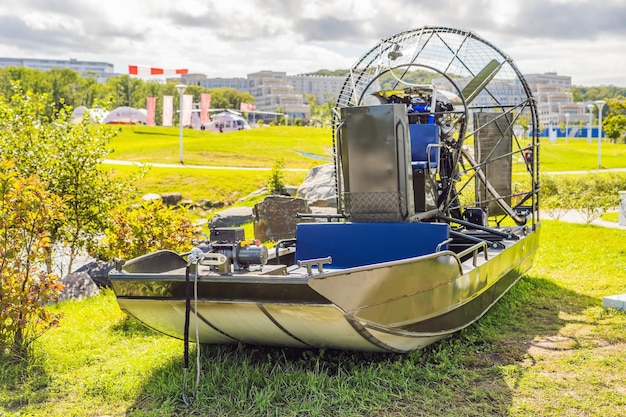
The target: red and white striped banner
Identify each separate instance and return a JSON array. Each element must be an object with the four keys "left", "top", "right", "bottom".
[{"left": 129, "top": 65, "right": 189, "bottom": 76}]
